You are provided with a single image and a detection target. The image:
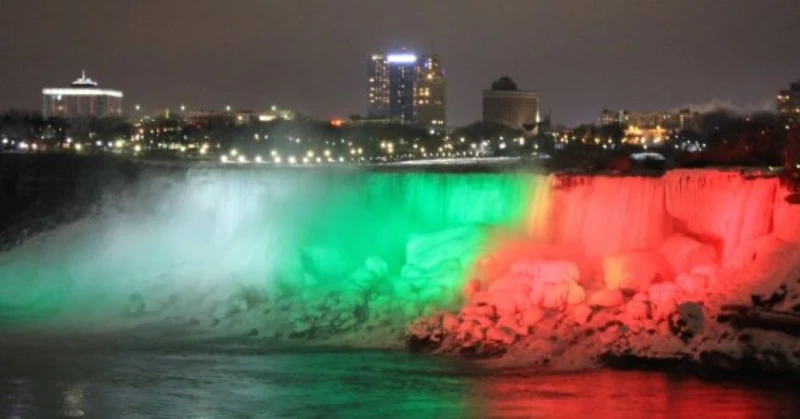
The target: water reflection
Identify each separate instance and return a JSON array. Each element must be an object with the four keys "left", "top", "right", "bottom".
[
  {"left": 0, "top": 345, "right": 798, "bottom": 418},
  {"left": 479, "top": 369, "right": 799, "bottom": 418},
  {"left": 62, "top": 384, "right": 86, "bottom": 417}
]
